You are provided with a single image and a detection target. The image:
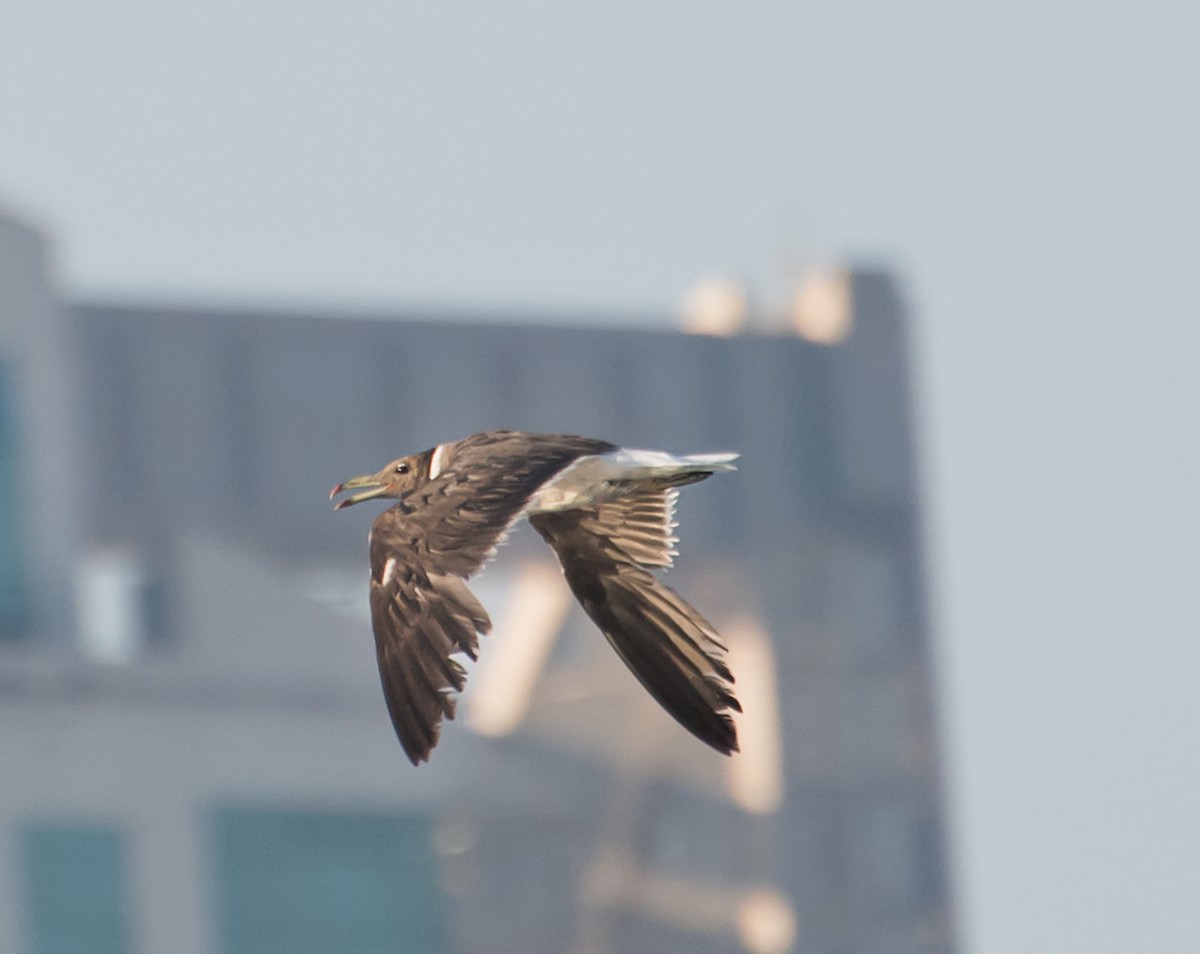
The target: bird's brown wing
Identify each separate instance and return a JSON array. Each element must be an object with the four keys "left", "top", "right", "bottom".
[
  {"left": 368, "top": 432, "right": 614, "bottom": 764},
  {"left": 529, "top": 490, "right": 741, "bottom": 755}
]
